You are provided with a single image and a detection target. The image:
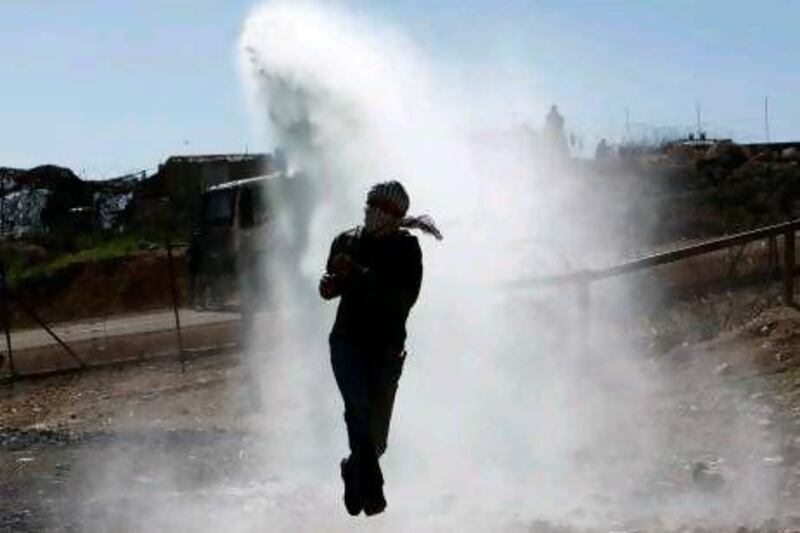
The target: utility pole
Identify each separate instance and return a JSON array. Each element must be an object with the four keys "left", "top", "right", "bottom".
[
  {"left": 0, "top": 172, "right": 5, "bottom": 237},
  {"left": 695, "top": 102, "right": 702, "bottom": 139},
  {"left": 764, "top": 96, "right": 771, "bottom": 143},
  {"left": 625, "top": 106, "right": 630, "bottom": 139}
]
